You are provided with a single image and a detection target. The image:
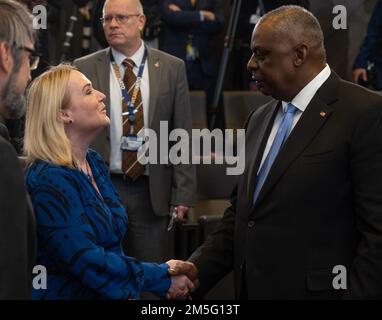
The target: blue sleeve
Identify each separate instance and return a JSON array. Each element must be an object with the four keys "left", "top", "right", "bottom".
[
  {"left": 353, "top": 0, "right": 382, "bottom": 68},
  {"left": 142, "top": 263, "right": 171, "bottom": 297},
  {"left": 30, "top": 167, "right": 170, "bottom": 299}
]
